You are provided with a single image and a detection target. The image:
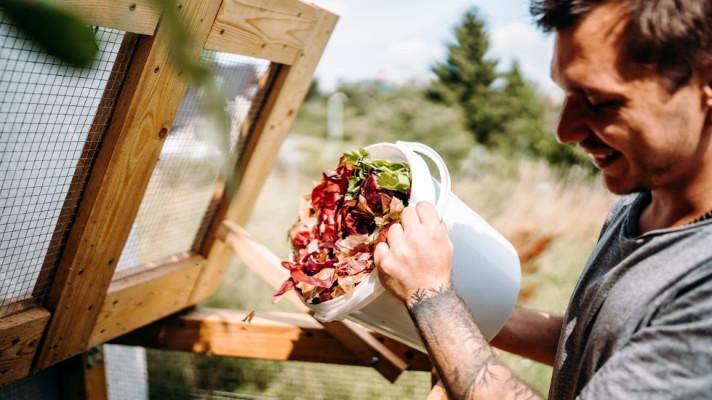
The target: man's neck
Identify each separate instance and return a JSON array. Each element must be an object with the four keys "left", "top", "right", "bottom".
[{"left": 640, "top": 158, "right": 712, "bottom": 234}]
